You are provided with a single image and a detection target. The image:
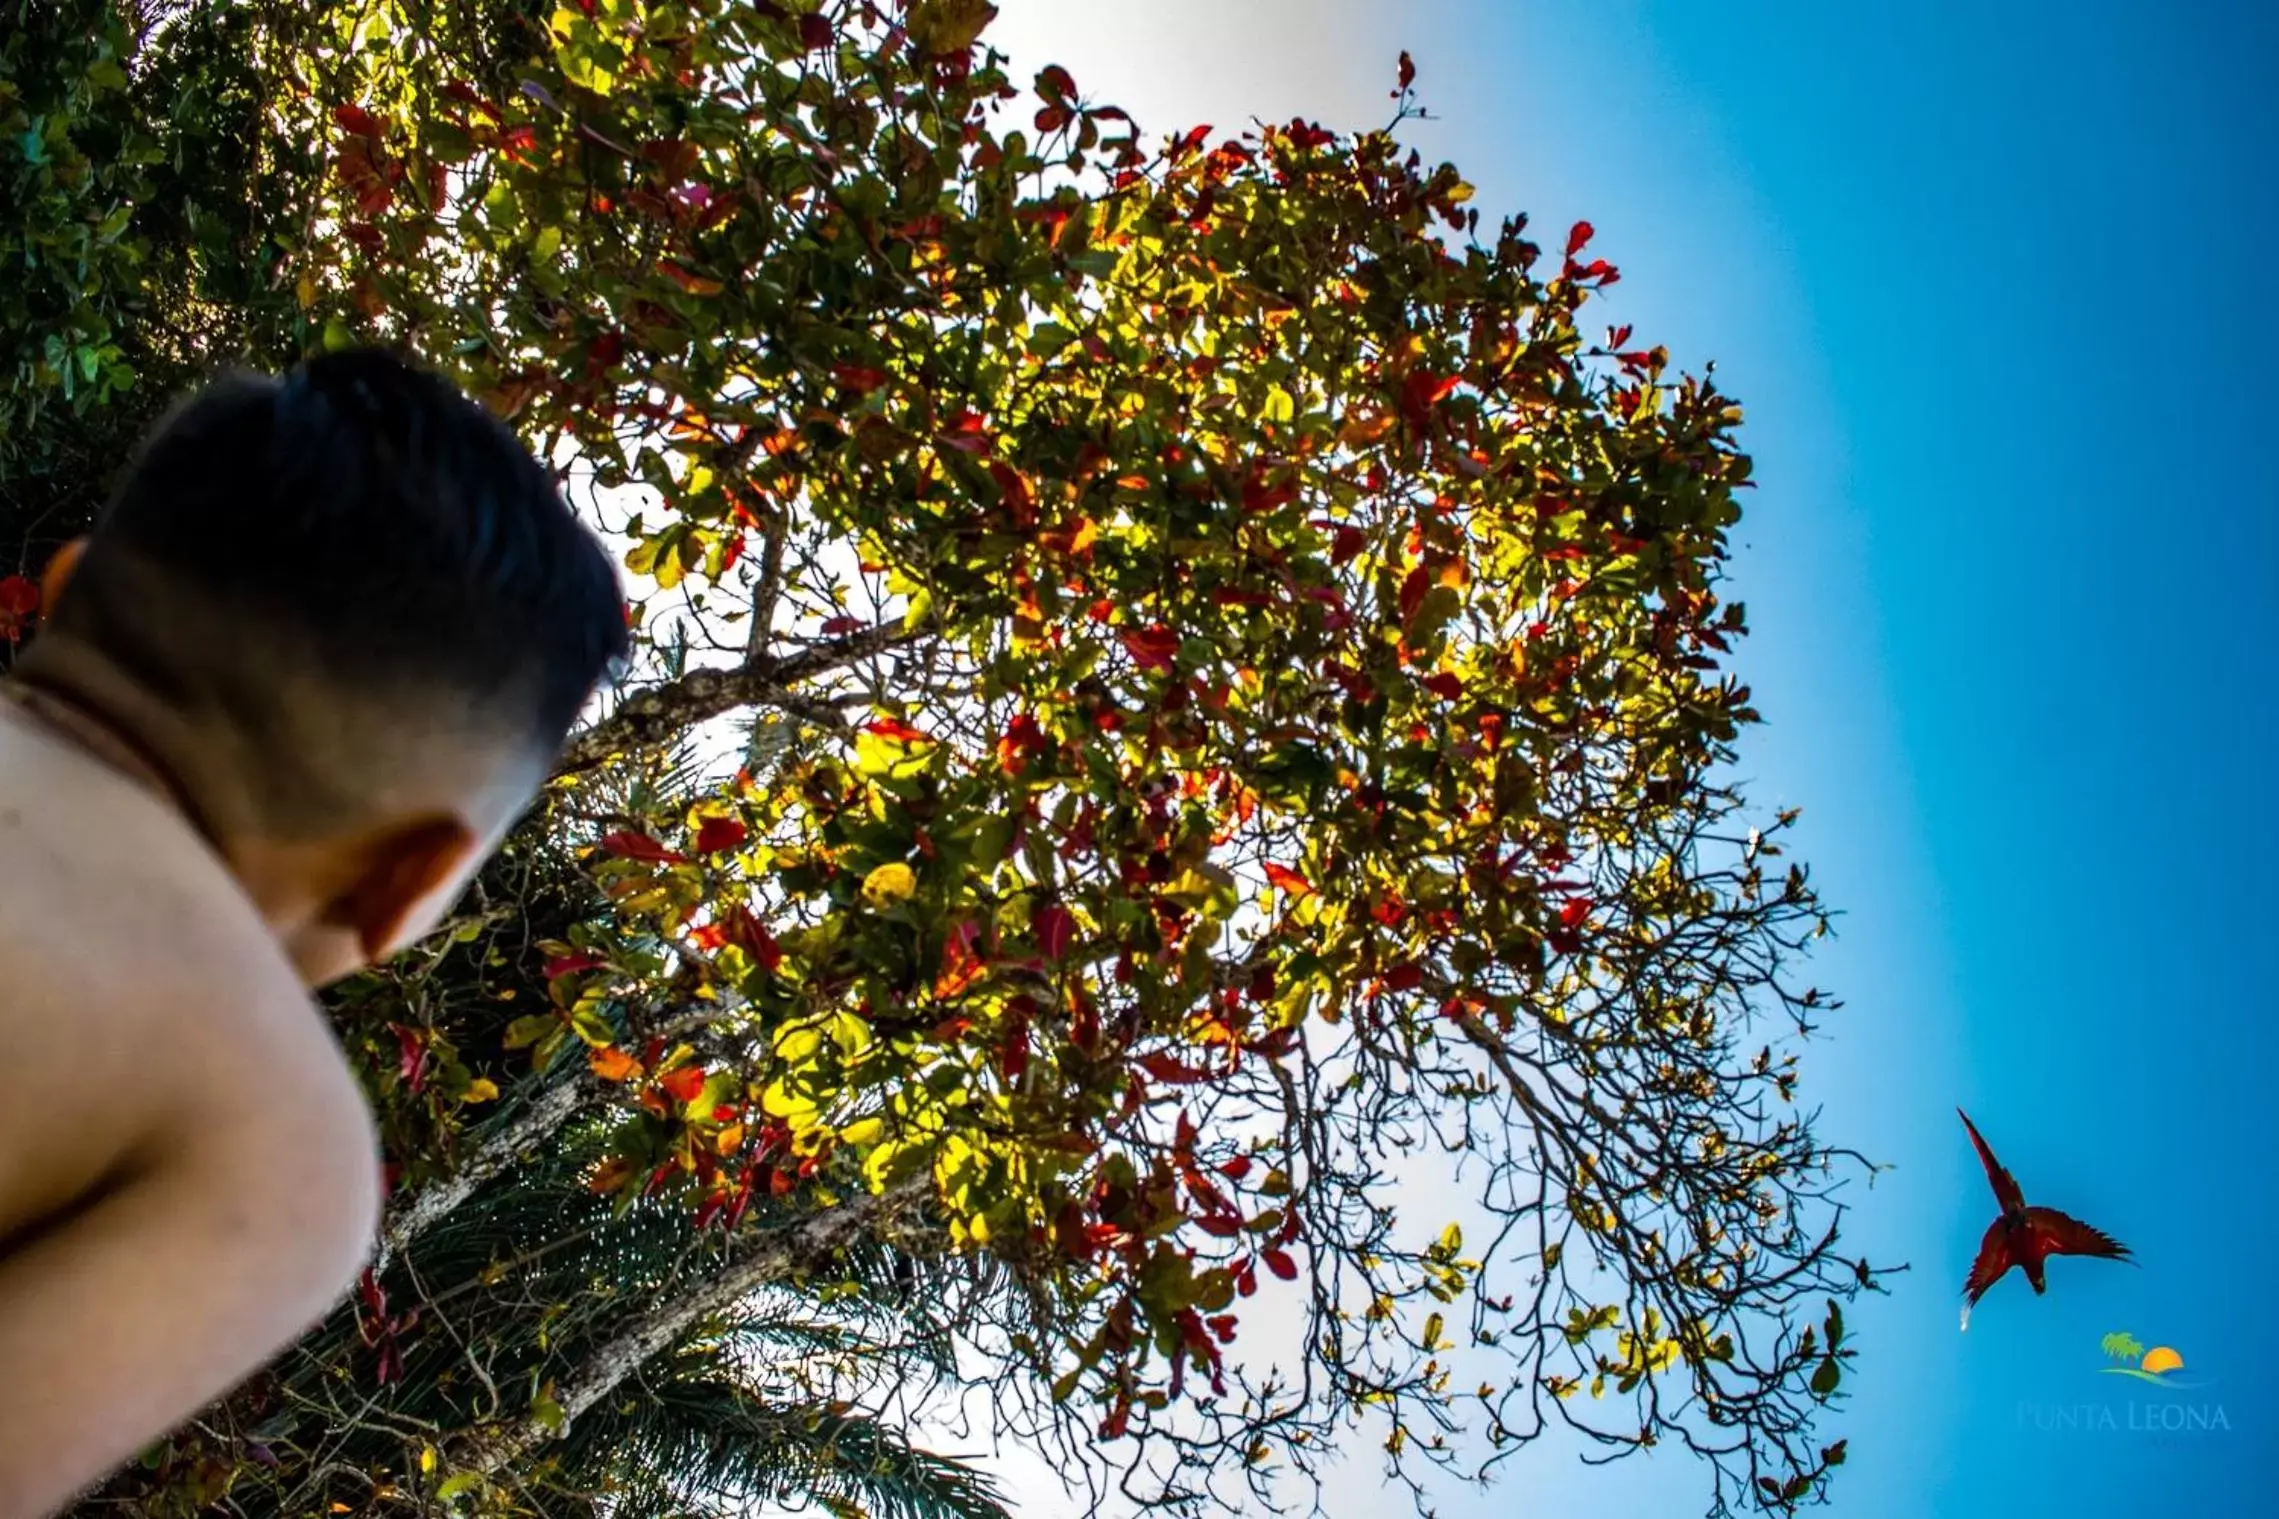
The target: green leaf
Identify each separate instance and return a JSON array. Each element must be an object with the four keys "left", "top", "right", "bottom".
[
  {"left": 502, "top": 1013, "right": 558, "bottom": 1050},
  {"left": 435, "top": 1473, "right": 484, "bottom": 1503},
  {"left": 1809, "top": 1356, "right": 1841, "bottom": 1397}
]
